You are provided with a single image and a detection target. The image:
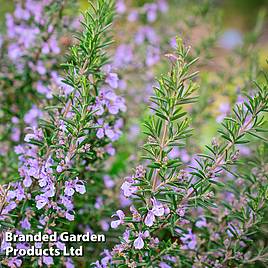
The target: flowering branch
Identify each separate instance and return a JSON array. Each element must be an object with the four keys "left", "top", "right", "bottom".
[
  {"left": 95, "top": 39, "right": 268, "bottom": 267},
  {"left": 1, "top": 0, "right": 126, "bottom": 266}
]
